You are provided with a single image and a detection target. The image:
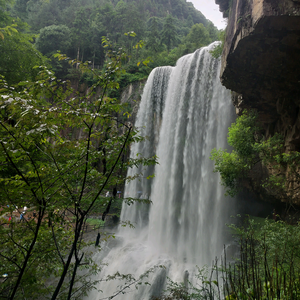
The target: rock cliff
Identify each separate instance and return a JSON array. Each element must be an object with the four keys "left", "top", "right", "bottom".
[
  {"left": 120, "top": 80, "right": 145, "bottom": 125},
  {"left": 215, "top": 0, "right": 300, "bottom": 204}
]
